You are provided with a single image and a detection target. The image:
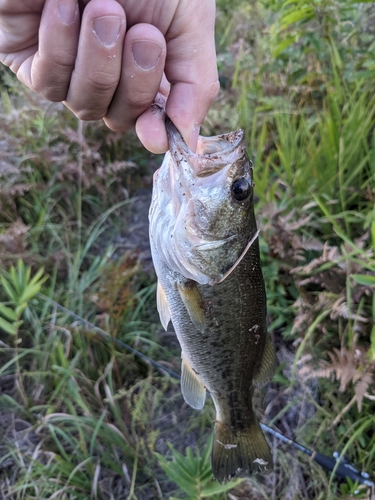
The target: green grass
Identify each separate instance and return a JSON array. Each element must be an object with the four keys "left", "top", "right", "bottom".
[{"left": 1, "top": 0, "right": 375, "bottom": 498}]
